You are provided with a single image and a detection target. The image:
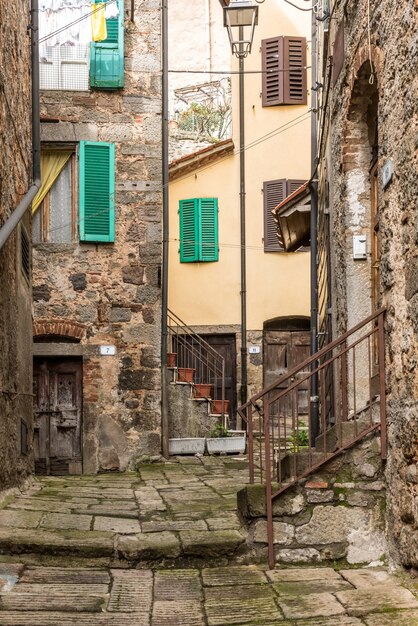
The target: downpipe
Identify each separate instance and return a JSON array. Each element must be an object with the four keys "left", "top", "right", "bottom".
[{"left": 0, "top": 0, "right": 41, "bottom": 250}]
